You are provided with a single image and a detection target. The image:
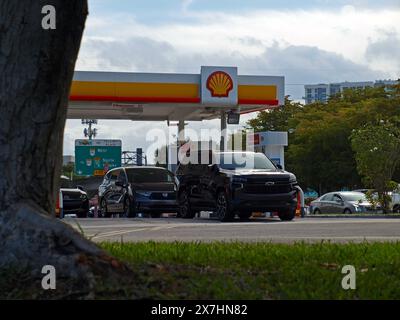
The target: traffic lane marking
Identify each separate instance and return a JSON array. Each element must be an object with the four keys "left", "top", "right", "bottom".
[
  {"left": 72, "top": 219, "right": 400, "bottom": 232},
  {"left": 90, "top": 224, "right": 400, "bottom": 240},
  {"left": 68, "top": 218, "right": 400, "bottom": 240},
  {"left": 89, "top": 225, "right": 178, "bottom": 240},
  {"left": 68, "top": 220, "right": 283, "bottom": 230}
]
